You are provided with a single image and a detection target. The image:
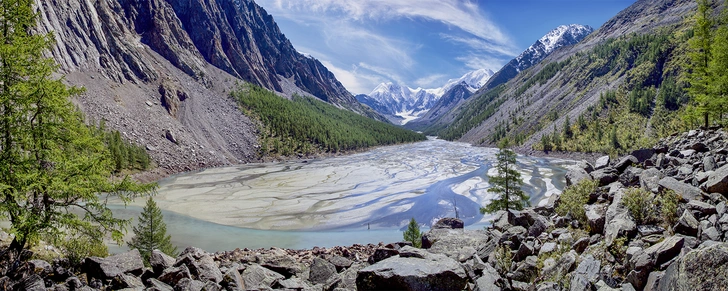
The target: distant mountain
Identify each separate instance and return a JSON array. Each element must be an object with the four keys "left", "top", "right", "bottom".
[
  {"left": 483, "top": 24, "right": 593, "bottom": 91},
  {"left": 358, "top": 69, "right": 494, "bottom": 124}
]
